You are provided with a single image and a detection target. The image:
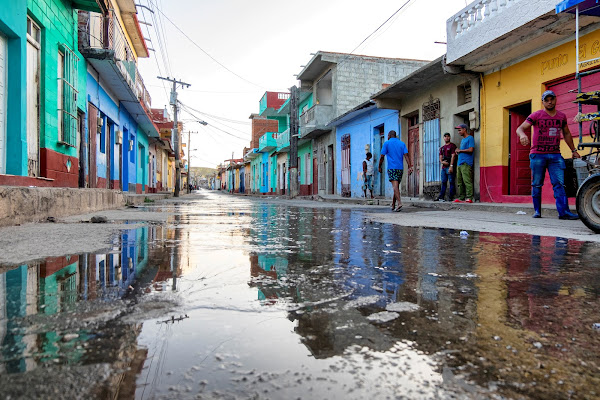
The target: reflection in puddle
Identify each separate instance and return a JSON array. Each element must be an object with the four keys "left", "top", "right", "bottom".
[{"left": 1, "top": 194, "right": 600, "bottom": 399}]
